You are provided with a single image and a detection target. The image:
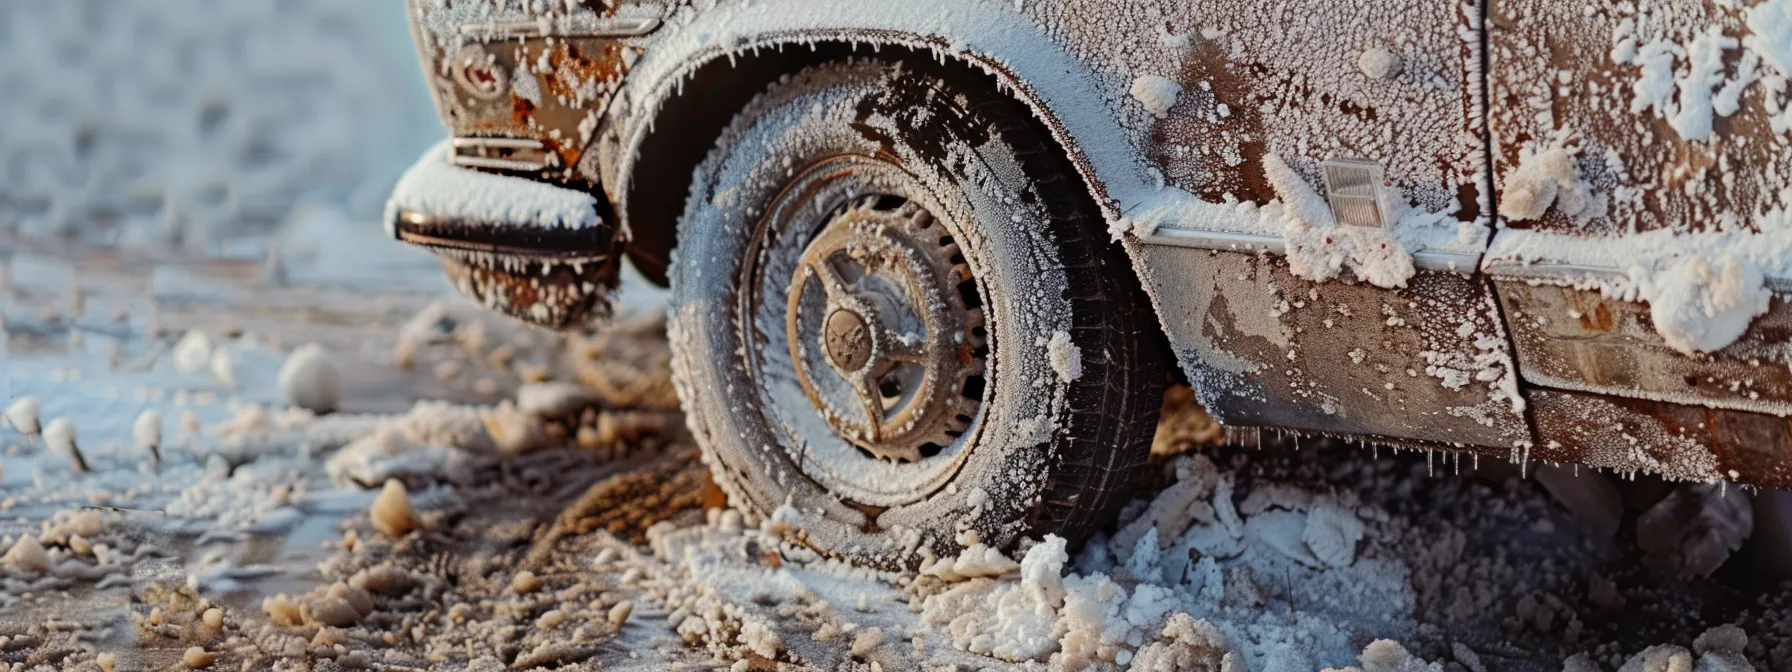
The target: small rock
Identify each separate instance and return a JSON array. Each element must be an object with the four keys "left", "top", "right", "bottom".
[
  {"left": 182, "top": 646, "right": 215, "bottom": 669},
  {"left": 369, "top": 479, "right": 419, "bottom": 538},
  {"left": 537, "top": 609, "right": 566, "bottom": 629},
  {"left": 349, "top": 564, "right": 416, "bottom": 596},
  {"left": 173, "top": 331, "right": 213, "bottom": 374},
  {"left": 279, "top": 344, "right": 341, "bottom": 413},
  {"left": 607, "top": 601, "right": 633, "bottom": 627},
  {"left": 2, "top": 397, "right": 39, "bottom": 437},
  {"left": 134, "top": 410, "right": 163, "bottom": 466},
  {"left": 1692, "top": 625, "right": 1748, "bottom": 655},
  {"left": 303, "top": 595, "right": 360, "bottom": 628},
  {"left": 850, "top": 627, "right": 883, "bottom": 657},
  {"left": 263, "top": 594, "right": 303, "bottom": 627},
  {"left": 511, "top": 570, "right": 543, "bottom": 594},
  {"left": 4, "top": 535, "right": 49, "bottom": 574},
  {"left": 329, "top": 581, "right": 374, "bottom": 616},
  {"left": 201, "top": 607, "right": 224, "bottom": 631},
  {"left": 96, "top": 652, "right": 117, "bottom": 672},
  {"left": 44, "top": 418, "right": 88, "bottom": 472}
]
